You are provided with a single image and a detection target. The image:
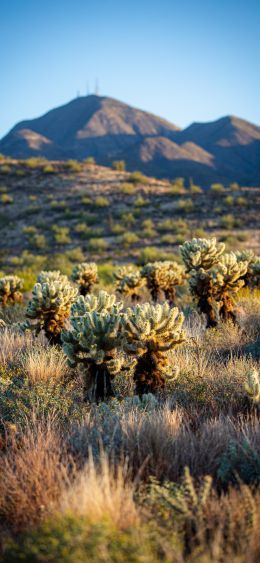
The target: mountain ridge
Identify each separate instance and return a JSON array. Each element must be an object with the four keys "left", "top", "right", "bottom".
[{"left": 1, "top": 95, "right": 260, "bottom": 185}]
